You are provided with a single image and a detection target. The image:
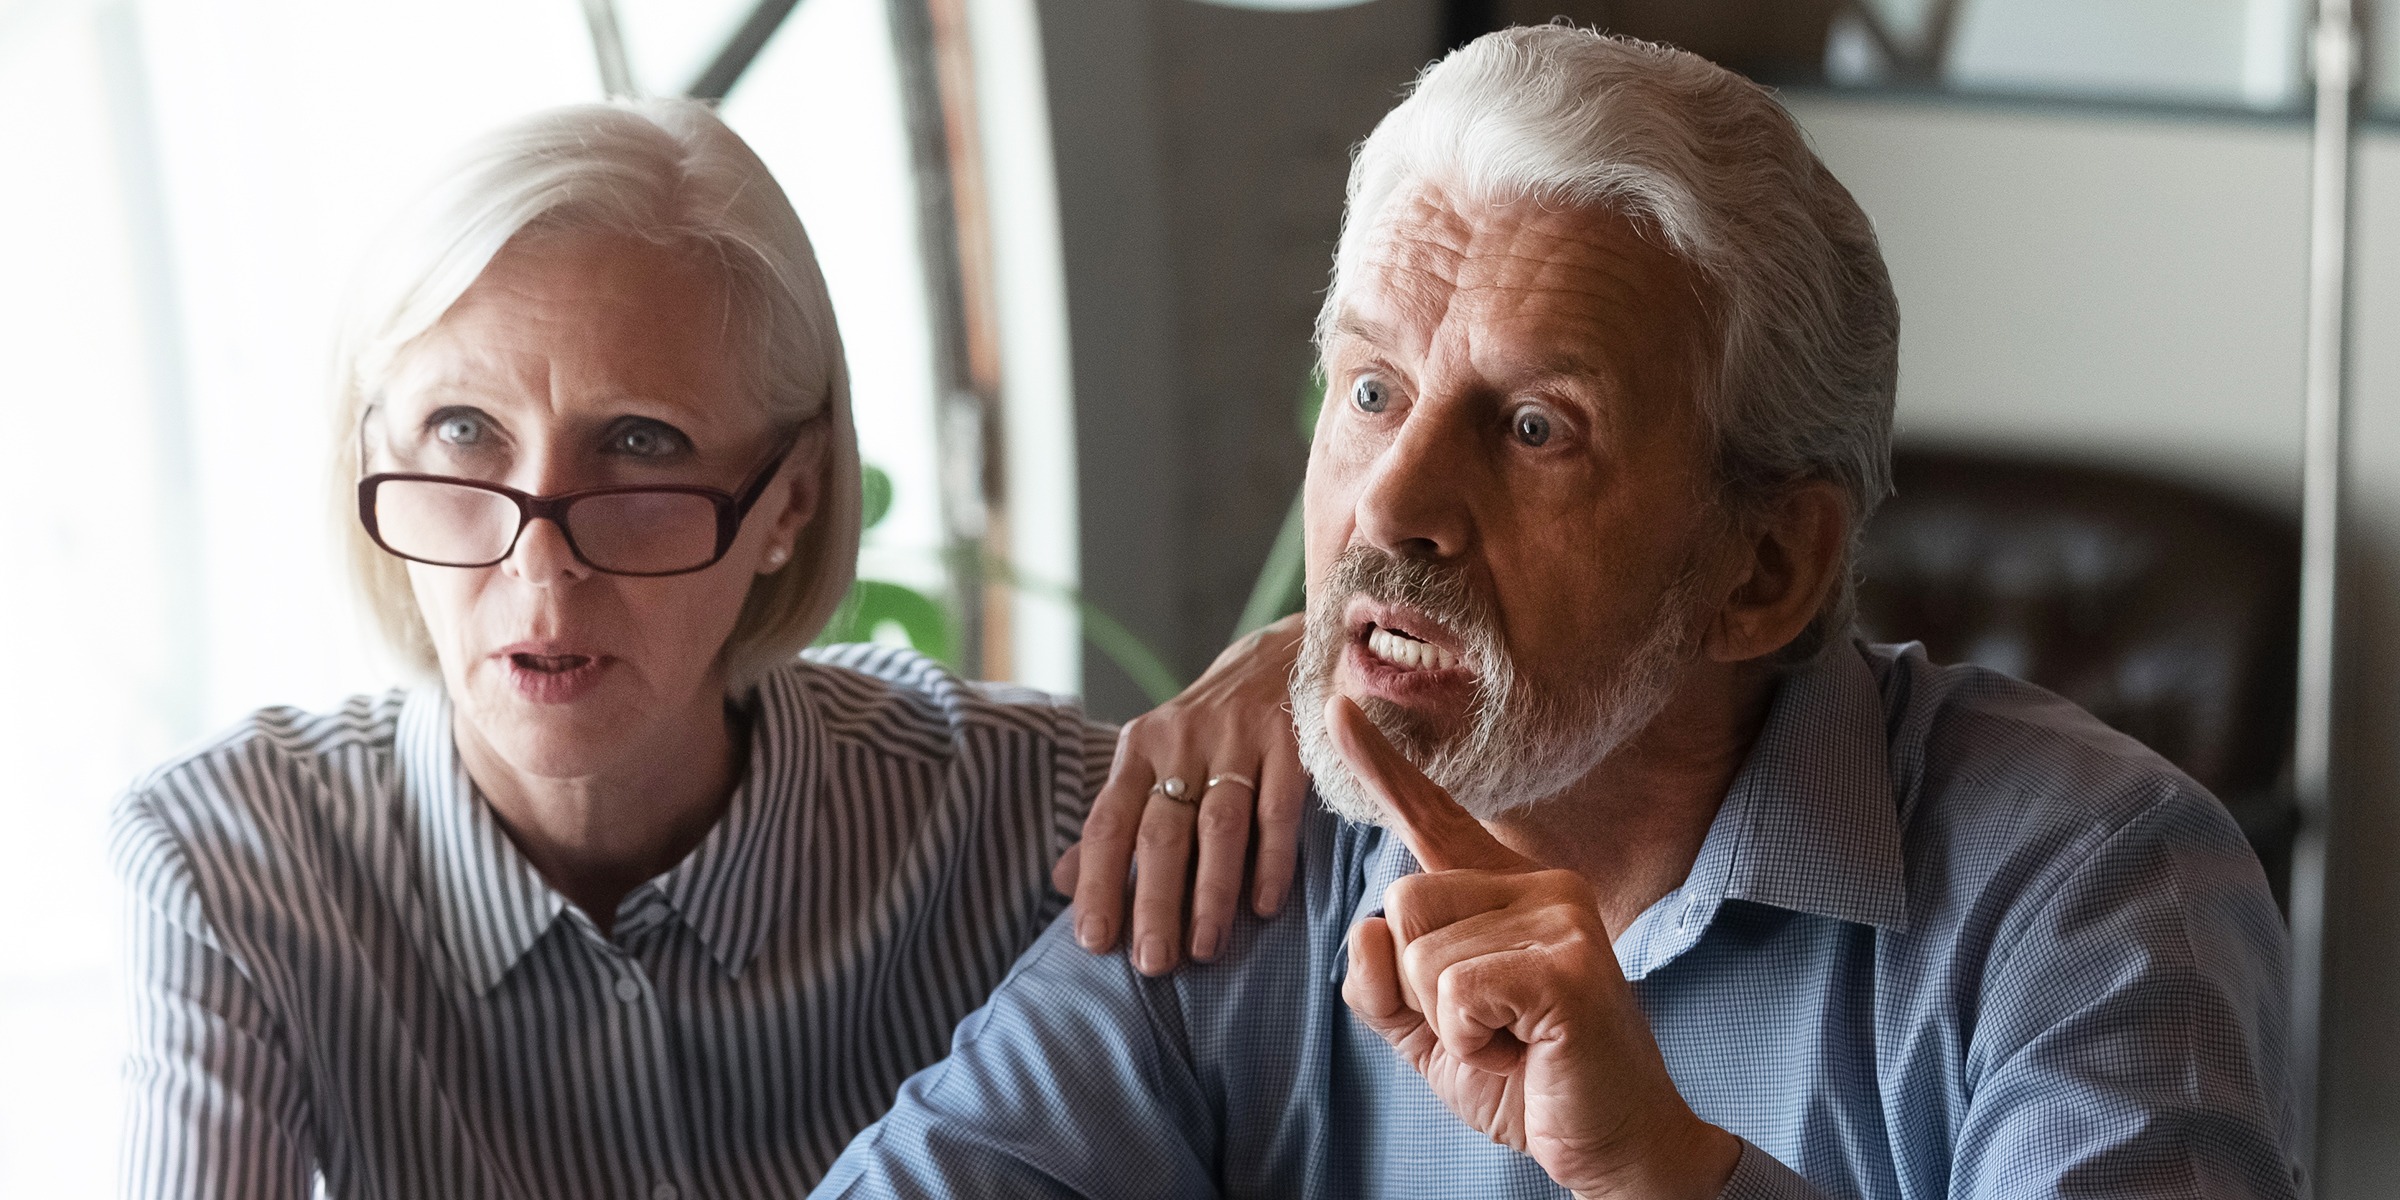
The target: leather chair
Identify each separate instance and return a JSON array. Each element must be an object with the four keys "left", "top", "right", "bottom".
[{"left": 1854, "top": 449, "right": 2300, "bottom": 909}]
